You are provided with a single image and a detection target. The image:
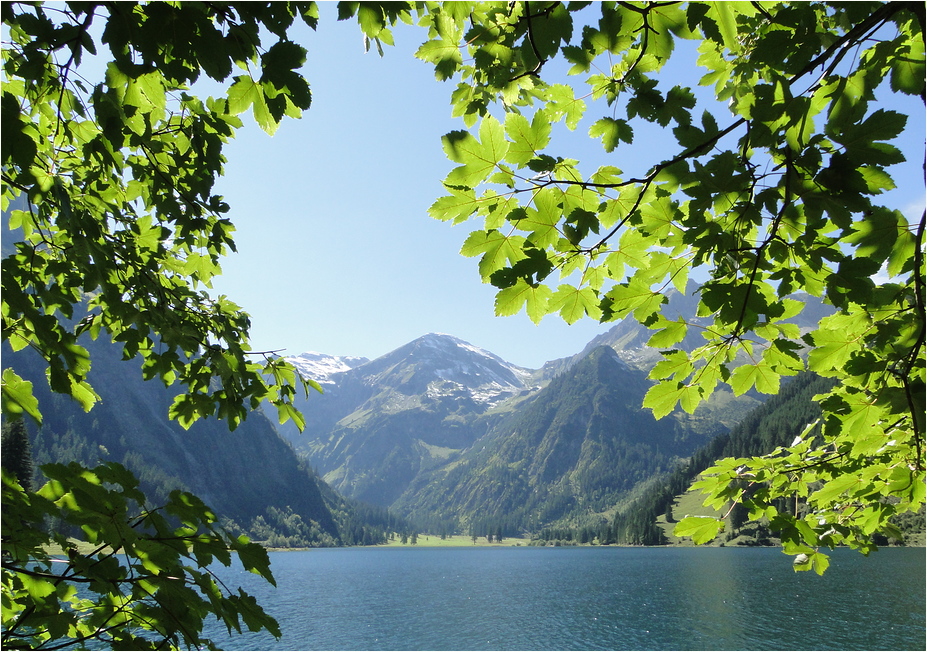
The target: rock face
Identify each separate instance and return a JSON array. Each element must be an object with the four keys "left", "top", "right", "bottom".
[{"left": 392, "top": 346, "right": 721, "bottom": 531}]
